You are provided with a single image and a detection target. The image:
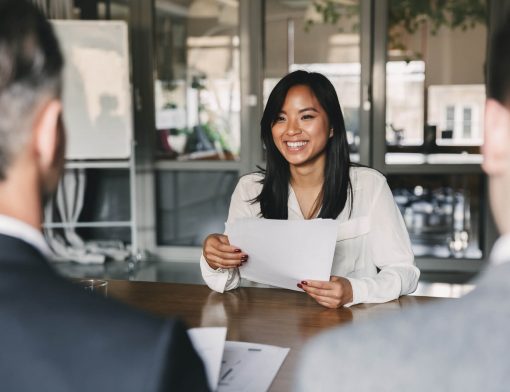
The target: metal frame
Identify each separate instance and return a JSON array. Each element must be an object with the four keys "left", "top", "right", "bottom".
[
  {"left": 52, "top": 142, "right": 138, "bottom": 257},
  {"left": 359, "top": 0, "right": 374, "bottom": 166},
  {"left": 130, "top": 0, "right": 158, "bottom": 254},
  {"left": 371, "top": 0, "right": 388, "bottom": 172},
  {"left": 239, "top": 0, "right": 265, "bottom": 175}
]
